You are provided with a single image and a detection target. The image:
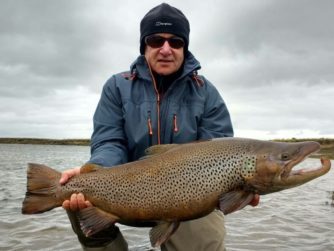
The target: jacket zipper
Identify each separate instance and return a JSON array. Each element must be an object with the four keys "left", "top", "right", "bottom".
[{"left": 147, "top": 59, "right": 161, "bottom": 145}]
